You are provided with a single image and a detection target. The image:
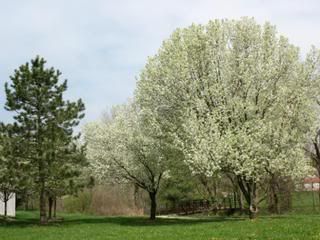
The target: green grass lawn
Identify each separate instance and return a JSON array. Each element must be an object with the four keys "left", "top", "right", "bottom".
[{"left": 1, "top": 211, "right": 320, "bottom": 240}]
